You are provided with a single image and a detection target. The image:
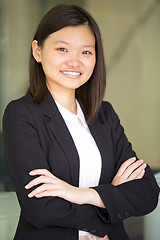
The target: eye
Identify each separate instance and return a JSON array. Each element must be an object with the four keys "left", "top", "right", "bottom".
[
  {"left": 57, "top": 48, "right": 67, "bottom": 52},
  {"left": 82, "top": 50, "right": 92, "bottom": 55}
]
